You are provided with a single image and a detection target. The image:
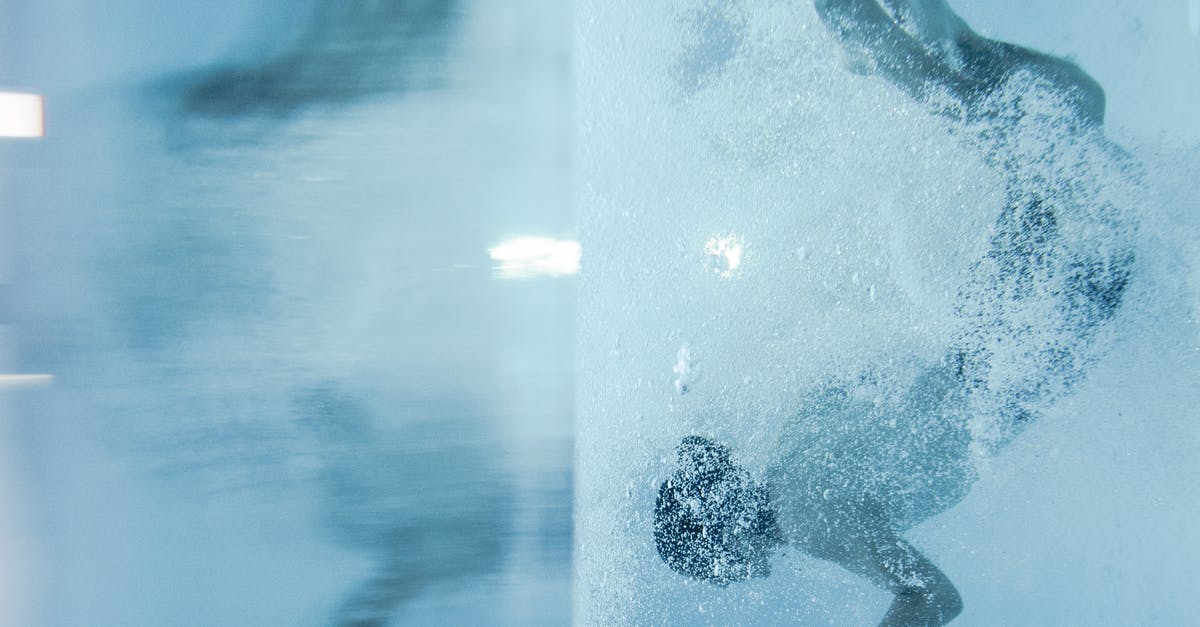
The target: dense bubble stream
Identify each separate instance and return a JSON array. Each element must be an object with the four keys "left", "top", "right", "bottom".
[{"left": 576, "top": 1, "right": 1199, "bottom": 624}]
